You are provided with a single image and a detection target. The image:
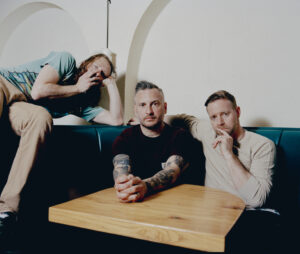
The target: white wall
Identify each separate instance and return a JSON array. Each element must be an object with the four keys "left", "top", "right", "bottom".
[
  {"left": 0, "top": 0, "right": 299, "bottom": 127},
  {"left": 135, "top": 0, "right": 300, "bottom": 127}
]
